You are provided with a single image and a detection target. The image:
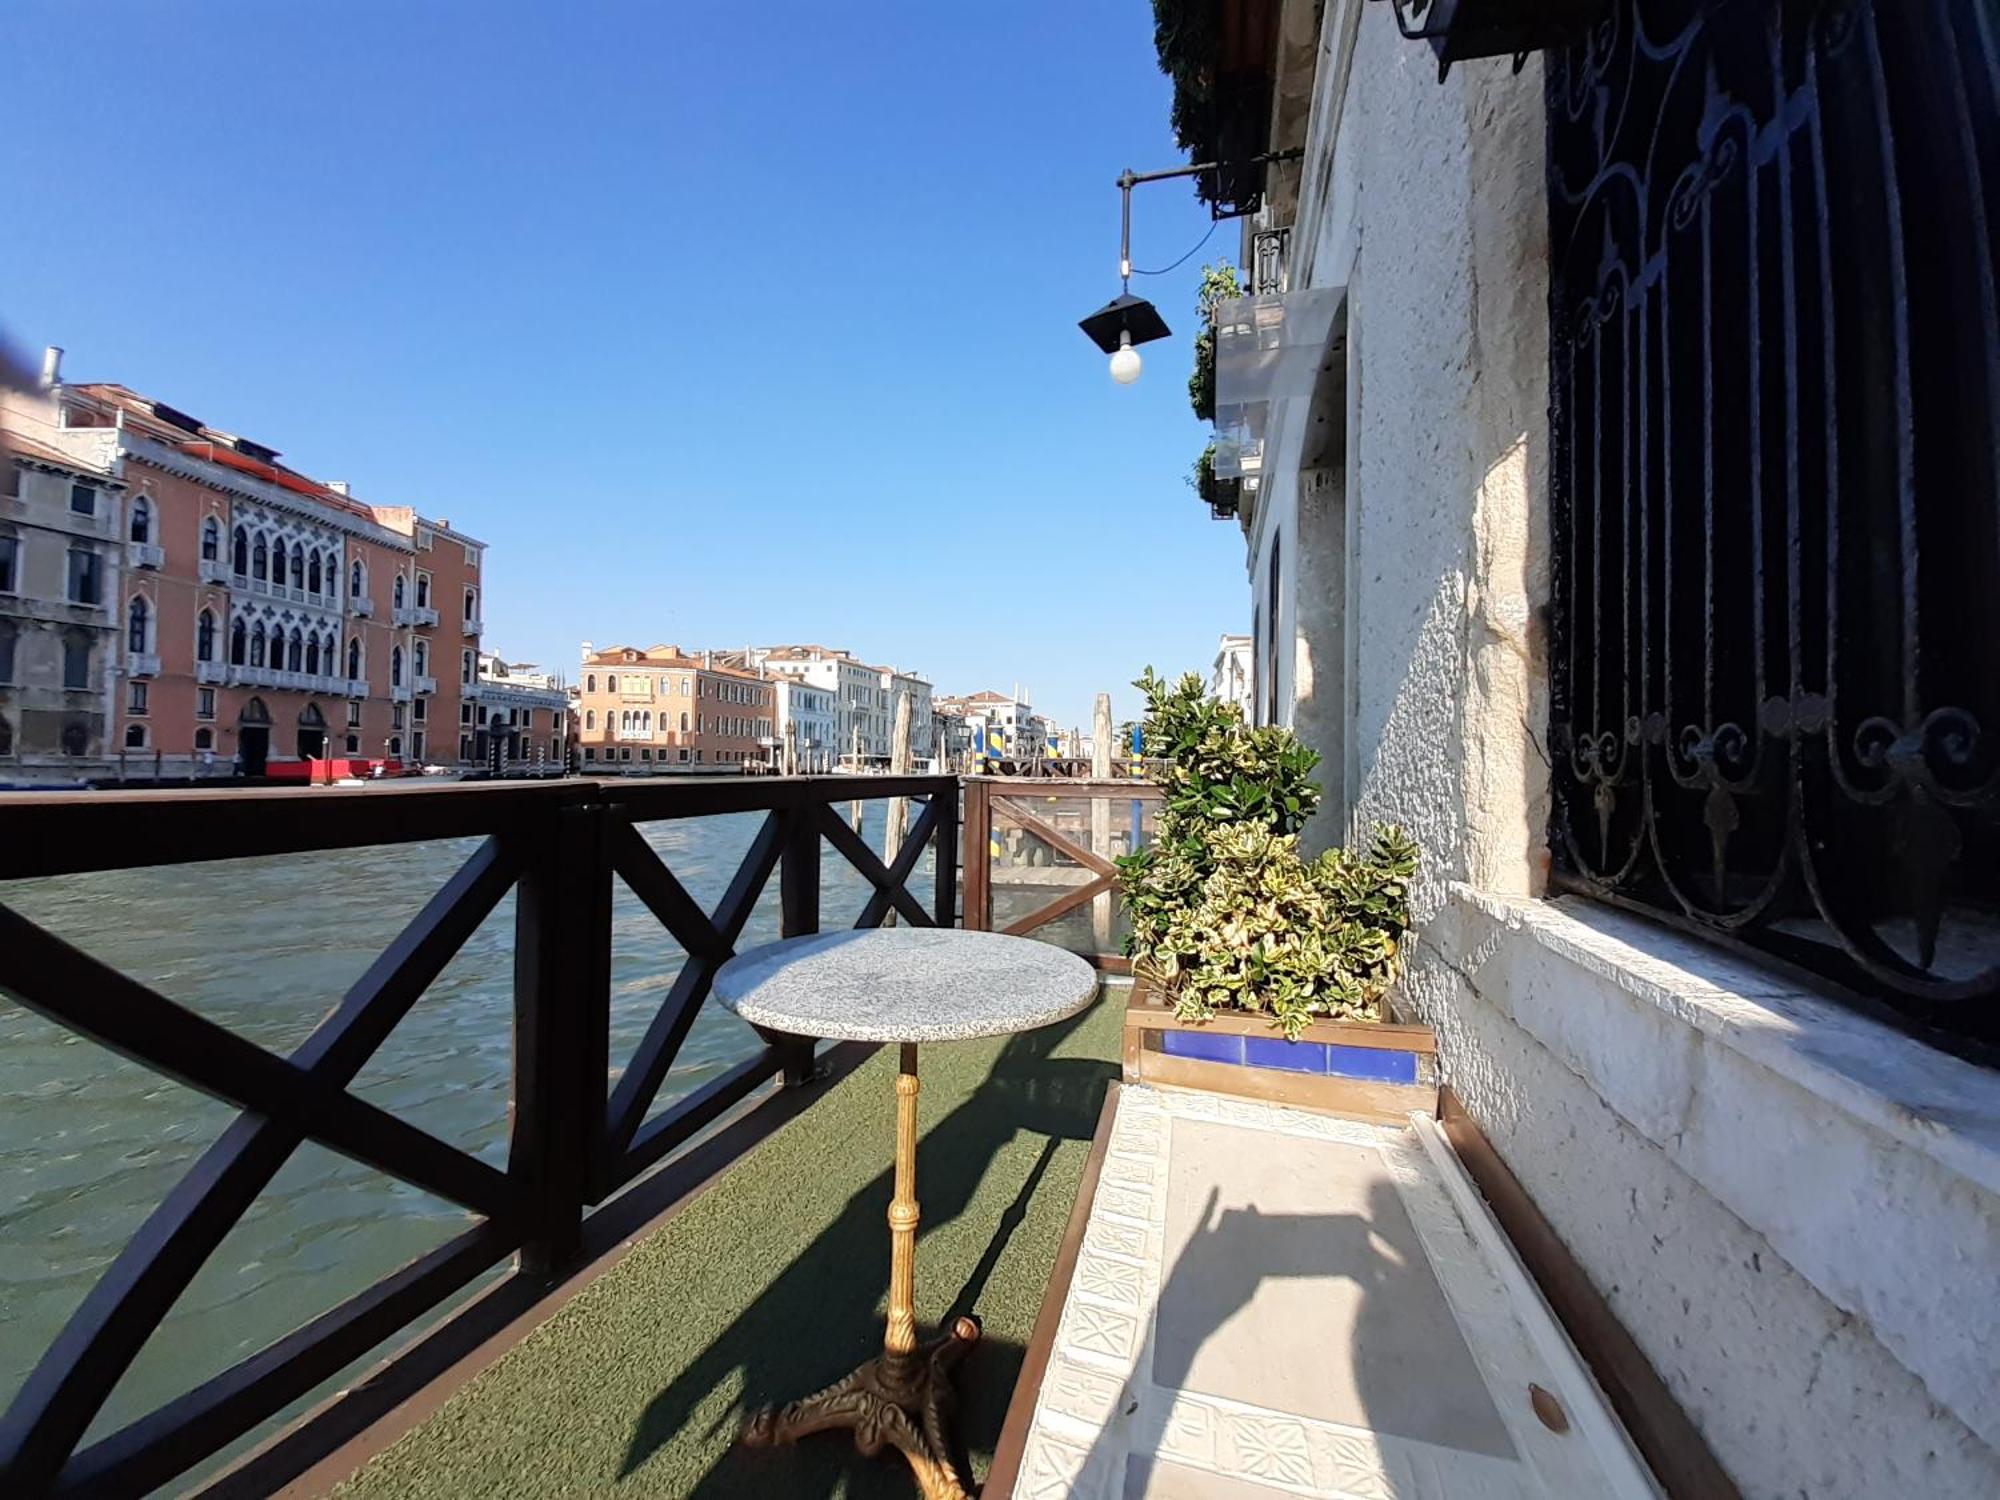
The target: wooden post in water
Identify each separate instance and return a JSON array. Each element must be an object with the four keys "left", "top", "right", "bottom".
[
  {"left": 849, "top": 721, "right": 865, "bottom": 832},
  {"left": 1091, "top": 692, "right": 1114, "bottom": 955},
  {"left": 883, "top": 690, "right": 913, "bottom": 927}
]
